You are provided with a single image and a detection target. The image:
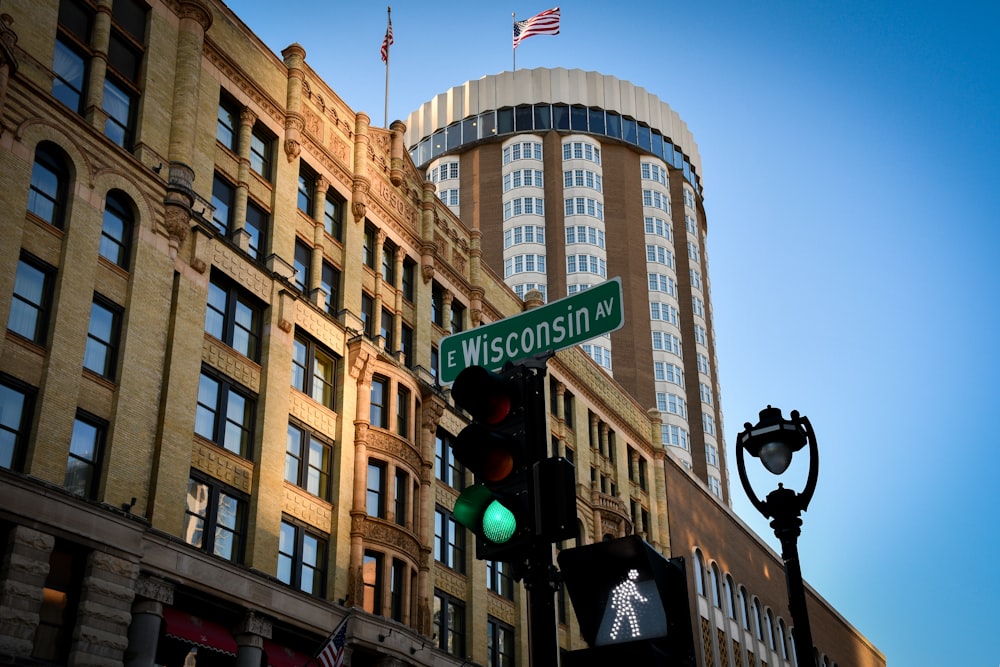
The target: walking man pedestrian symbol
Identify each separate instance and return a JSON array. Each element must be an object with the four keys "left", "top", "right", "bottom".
[{"left": 609, "top": 568, "right": 649, "bottom": 640}]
